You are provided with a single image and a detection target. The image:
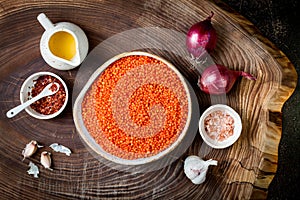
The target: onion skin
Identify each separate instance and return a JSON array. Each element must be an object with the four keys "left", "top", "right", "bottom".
[
  {"left": 186, "top": 11, "right": 217, "bottom": 58},
  {"left": 198, "top": 64, "right": 256, "bottom": 95}
]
